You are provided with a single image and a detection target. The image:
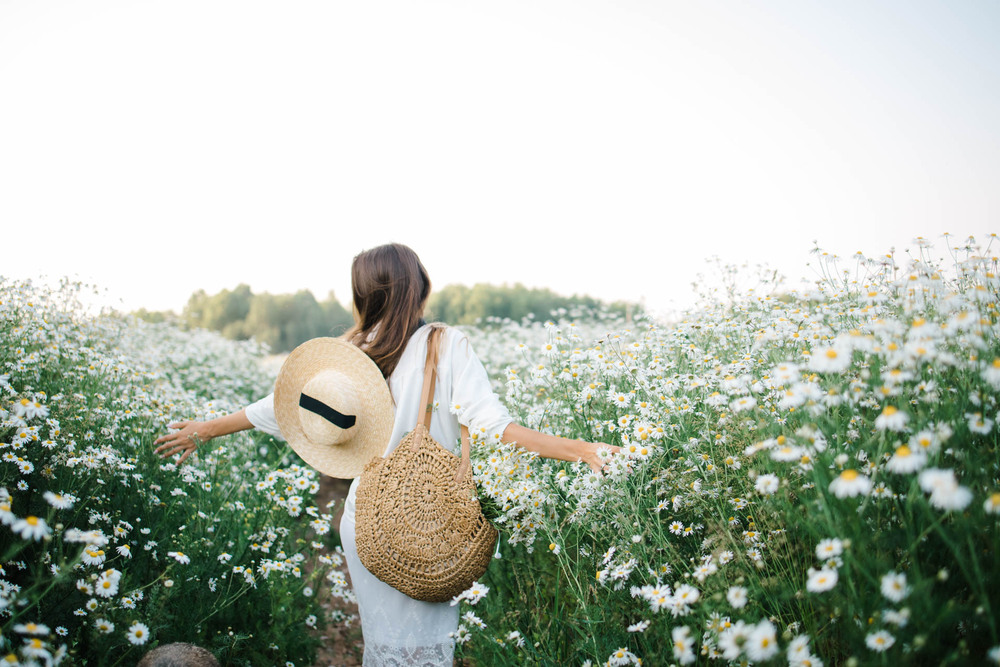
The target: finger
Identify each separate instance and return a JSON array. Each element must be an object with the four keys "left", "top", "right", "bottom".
[
  {"left": 177, "top": 450, "right": 192, "bottom": 465},
  {"left": 167, "top": 422, "right": 189, "bottom": 429},
  {"left": 157, "top": 445, "right": 180, "bottom": 458},
  {"left": 153, "top": 437, "right": 180, "bottom": 453}
]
